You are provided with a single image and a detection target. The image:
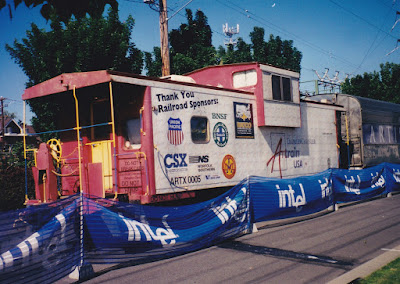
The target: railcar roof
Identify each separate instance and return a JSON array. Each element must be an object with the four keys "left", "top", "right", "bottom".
[
  {"left": 351, "top": 94, "right": 400, "bottom": 114},
  {"left": 22, "top": 70, "right": 253, "bottom": 101},
  {"left": 302, "top": 93, "right": 400, "bottom": 113}
]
